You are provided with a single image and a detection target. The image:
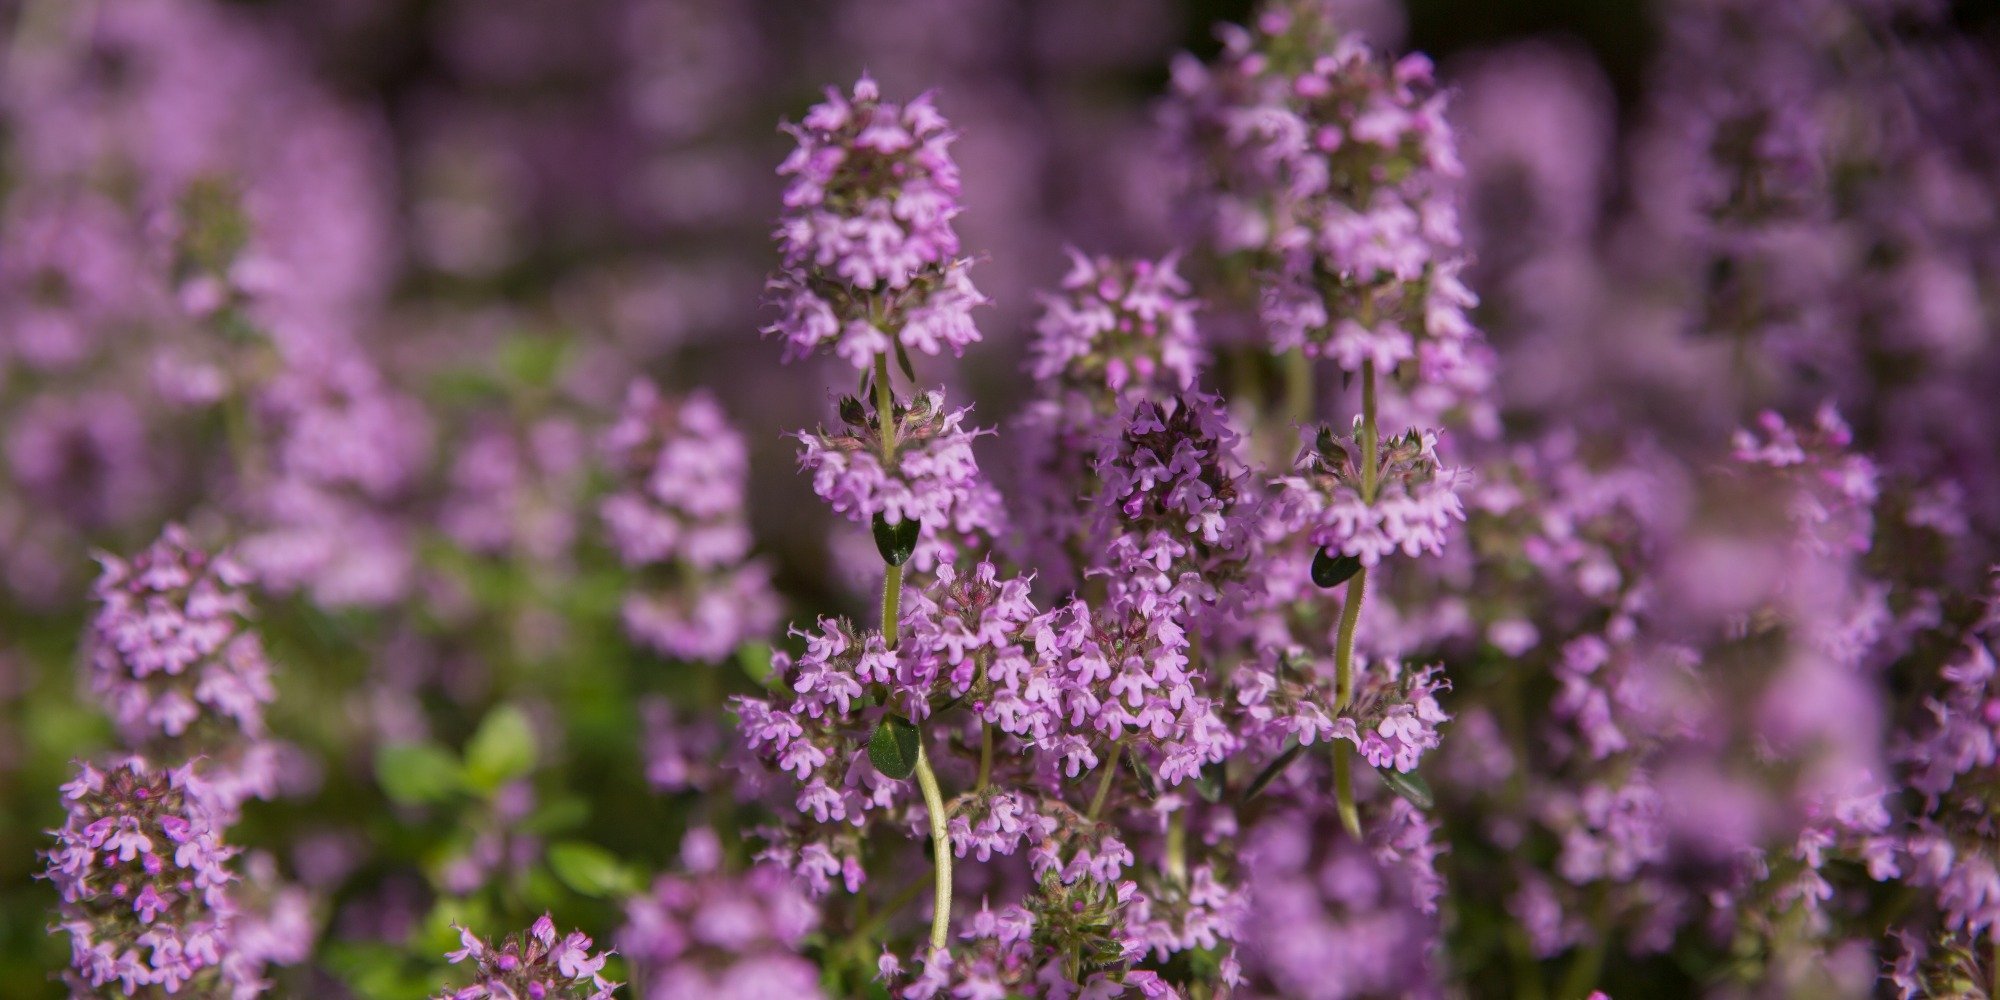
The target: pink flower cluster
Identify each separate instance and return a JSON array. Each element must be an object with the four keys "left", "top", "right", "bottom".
[
  {"left": 602, "top": 380, "right": 780, "bottom": 661},
  {"left": 438, "top": 914, "right": 618, "bottom": 1000},
  {"left": 42, "top": 758, "right": 261, "bottom": 997},
  {"left": 767, "top": 76, "right": 986, "bottom": 368}
]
